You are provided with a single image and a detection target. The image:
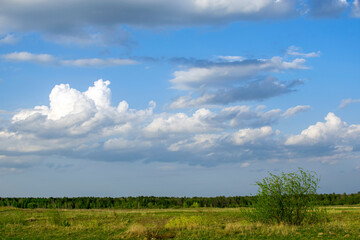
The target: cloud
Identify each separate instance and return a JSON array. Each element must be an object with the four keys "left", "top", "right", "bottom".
[
  {"left": 170, "top": 78, "right": 303, "bottom": 109},
  {"left": 0, "top": 0, "right": 297, "bottom": 45},
  {"left": 285, "top": 112, "right": 360, "bottom": 146},
  {"left": 169, "top": 54, "right": 308, "bottom": 108},
  {"left": 61, "top": 58, "right": 137, "bottom": 67},
  {"left": 144, "top": 108, "right": 216, "bottom": 137},
  {"left": 338, "top": 98, "right": 360, "bottom": 109},
  {"left": 282, "top": 105, "right": 311, "bottom": 118},
  {"left": 146, "top": 104, "right": 307, "bottom": 137},
  {"left": 3, "top": 52, "right": 56, "bottom": 64},
  {"left": 0, "top": 79, "right": 278, "bottom": 164},
  {"left": 308, "top": 0, "right": 348, "bottom": 18},
  {"left": 2, "top": 52, "right": 137, "bottom": 67},
  {"left": 2, "top": 79, "right": 360, "bottom": 167},
  {"left": 286, "top": 46, "right": 320, "bottom": 58},
  {"left": 167, "top": 126, "right": 275, "bottom": 153},
  {"left": 231, "top": 126, "right": 274, "bottom": 145},
  {"left": 351, "top": 0, "right": 360, "bottom": 17},
  {"left": 170, "top": 56, "right": 307, "bottom": 90},
  {"left": 0, "top": 1, "right": 354, "bottom": 46},
  {"left": 0, "top": 34, "right": 18, "bottom": 44}
]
